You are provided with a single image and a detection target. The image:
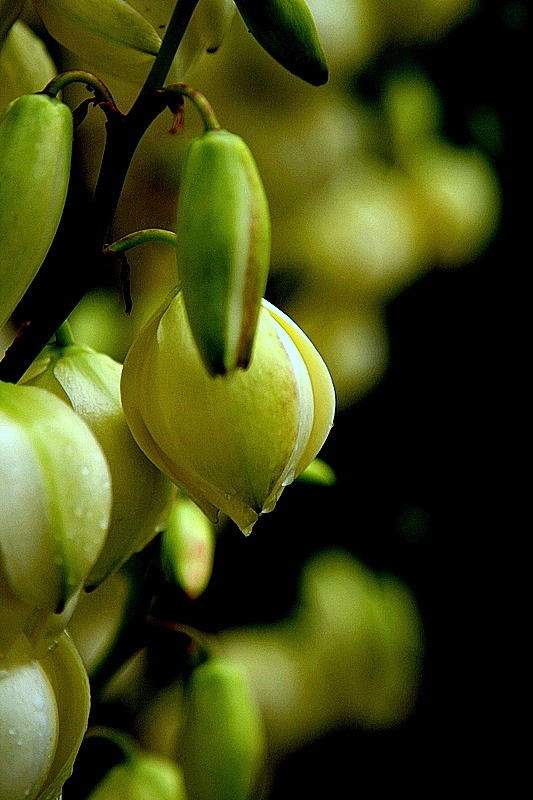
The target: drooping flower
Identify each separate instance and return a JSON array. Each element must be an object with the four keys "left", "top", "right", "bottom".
[{"left": 121, "top": 289, "right": 335, "bottom": 534}]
